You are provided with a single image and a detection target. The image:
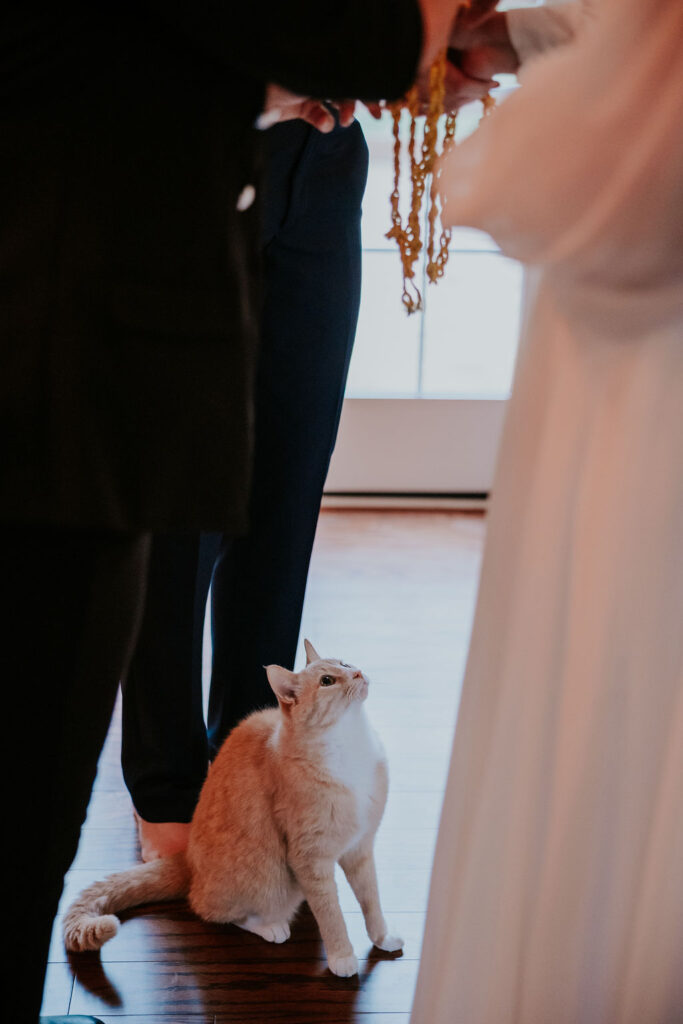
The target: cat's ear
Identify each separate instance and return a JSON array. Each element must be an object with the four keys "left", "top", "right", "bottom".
[
  {"left": 304, "top": 639, "right": 320, "bottom": 665},
  {"left": 265, "top": 665, "right": 299, "bottom": 706}
]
